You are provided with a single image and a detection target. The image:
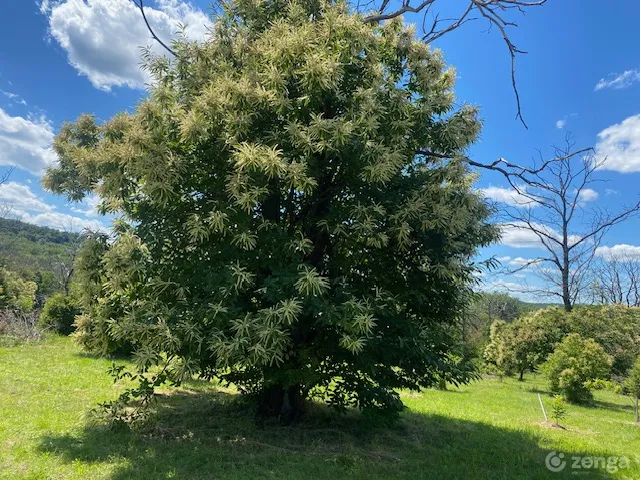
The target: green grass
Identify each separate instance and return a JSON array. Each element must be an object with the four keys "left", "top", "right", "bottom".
[{"left": 1, "top": 336, "right": 638, "bottom": 479}]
